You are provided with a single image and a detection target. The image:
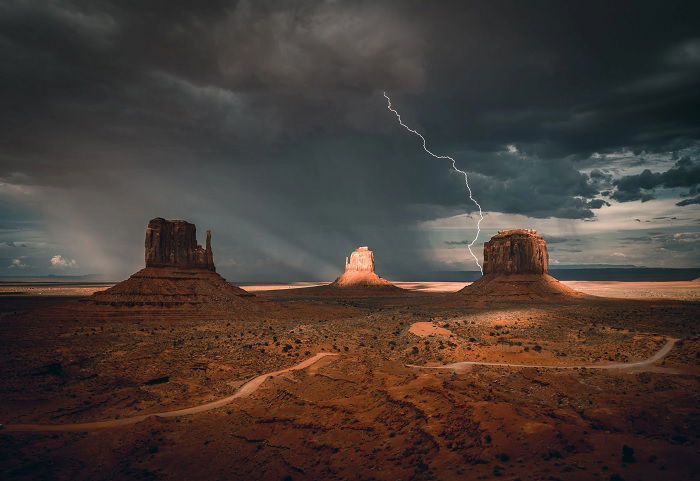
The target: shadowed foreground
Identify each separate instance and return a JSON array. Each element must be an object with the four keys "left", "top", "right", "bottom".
[{"left": 1, "top": 283, "right": 698, "bottom": 481}]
